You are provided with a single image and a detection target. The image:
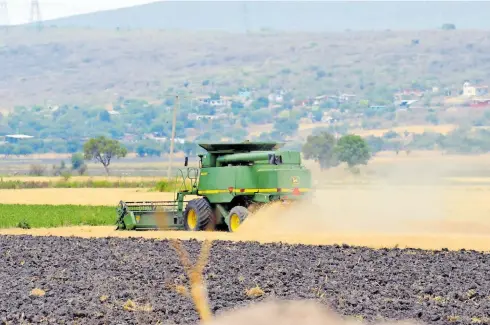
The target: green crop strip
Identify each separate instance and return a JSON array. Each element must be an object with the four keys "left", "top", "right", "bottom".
[{"left": 0, "top": 204, "right": 115, "bottom": 229}]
